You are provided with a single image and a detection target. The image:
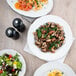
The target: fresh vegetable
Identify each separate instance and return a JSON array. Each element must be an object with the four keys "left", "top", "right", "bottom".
[
  {"left": 0, "top": 53, "right": 22, "bottom": 76},
  {"left": 5, "top": 27, "right": 20, "bottom": 40},
  {"left": 13, "top": 18, "right": 23, "bottom": 29},
  {"left": 34, "top": 22, "right": 65, "bottom": 53},
  {"left": 13, "top": 18, "right": 26, "bottom": 32},
  {"left": 36, "top": 29, "right": 42, "bottom": 38},
  {"left": 15, "top": 0, "right": 48, "bottom": 11}
]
